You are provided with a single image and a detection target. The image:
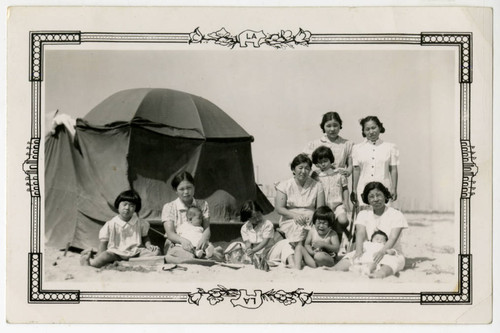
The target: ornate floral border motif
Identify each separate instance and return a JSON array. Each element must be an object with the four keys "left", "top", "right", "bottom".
[
  {"left": 24, "top": 28, "right": 477, "bottom": 306},
  {"left": 188, "top": 286, "right": 313, "bottom": 308},
  {"left": 188, "top": 27, "right": 311, "bottom": 48}
]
